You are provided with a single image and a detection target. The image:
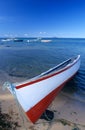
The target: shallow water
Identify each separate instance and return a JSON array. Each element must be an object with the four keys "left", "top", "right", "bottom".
[{"left": 0, "top": 38, "right": 85, "bottom": 101}]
